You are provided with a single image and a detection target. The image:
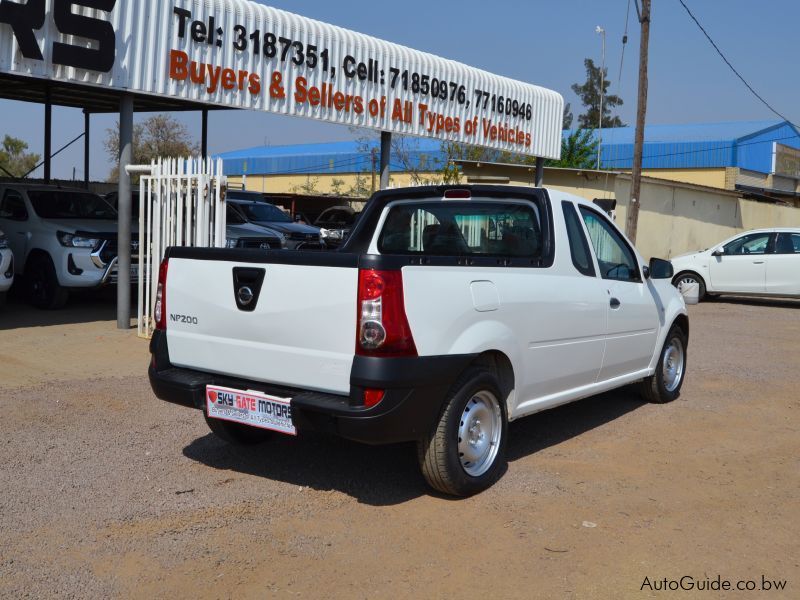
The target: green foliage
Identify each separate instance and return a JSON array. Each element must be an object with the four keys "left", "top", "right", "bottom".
[
  {"left": 562, "top": 102, "right": 574, "bottom": 130},
  {"left": 0, "top": 135, "right": 40, "bottom": 178},
  {"left": 546, "top": 129, "right": 599, "bottom": 169},
  {"left": 290, "top": 175, "right": 320, "bottom": 195},
  {"left": 571, "top": 58, "right": 625, "bottom": 129},
  {"left": 346, "top": 172, "right": 371, "bottom": 198},
  {"left": 329, "top": 177, "right": 346, "bottom": 195},
  {"left": 104, "top": 114, "right": 199, "bottom": 182}
]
